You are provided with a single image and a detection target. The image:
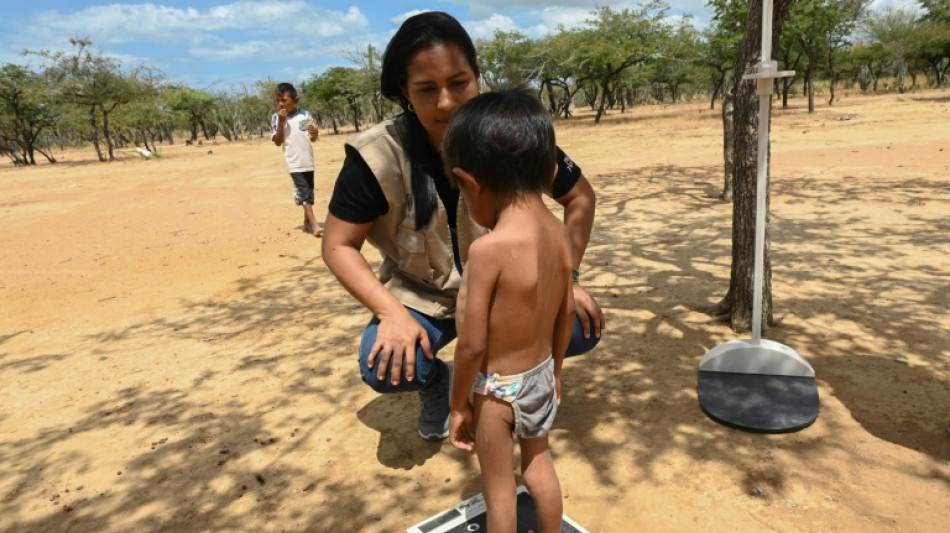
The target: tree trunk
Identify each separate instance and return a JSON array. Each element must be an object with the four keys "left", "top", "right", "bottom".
[
  {"left": 89, "top": 106, "right": 105, "bottom": 162},
  {"left": 351, "top": 102, "right": 361, "bottom": 132},
  {"left": 827, "top": 53, "right": 837, "bottom": 106},
  {"left": 595, "top": 80, "right": 609, "bottom": 124},
  {"left": 805, "top": 54, "right": 817, "bottom": 114},
  {"left": 543, "top": 81, "right": 556, "bottom": 114},
  {"left": 35, "top": 145, "right": 56, "bottom": 163},
  {"left": 23, "top": 128, "right": 37, "bottom": 165},
  {"left": 139, "top": 129, "right": 149, "bottom": 152},
  {"left": 101, "top": 107, "right": 115, "bottom": 161},
  {"left": 713, "top": 0, "right": 792, "bottom": 332},
  {"left": 710, "top": 71, "right": 726, "bottom": 110},
  {"left": 721, "top": 92, "right": 735, "bottom": 203}
]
